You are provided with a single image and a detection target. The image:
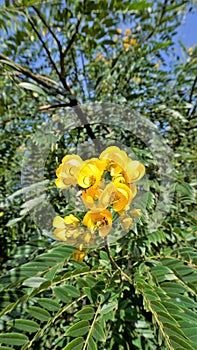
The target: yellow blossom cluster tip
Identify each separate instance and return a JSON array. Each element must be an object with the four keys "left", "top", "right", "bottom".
[
  {"left": 53, "top": 146, "right": 145, "bottom": 262},
  {"left": 122, "top": 29, "right": 137, "bottom": 51}
]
